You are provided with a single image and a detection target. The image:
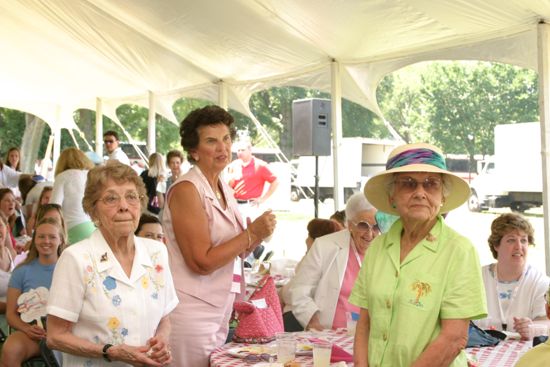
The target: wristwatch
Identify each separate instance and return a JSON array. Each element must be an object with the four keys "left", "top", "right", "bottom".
[{"left": 102, "top": 344, "right": 113, "bottom": 362}]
